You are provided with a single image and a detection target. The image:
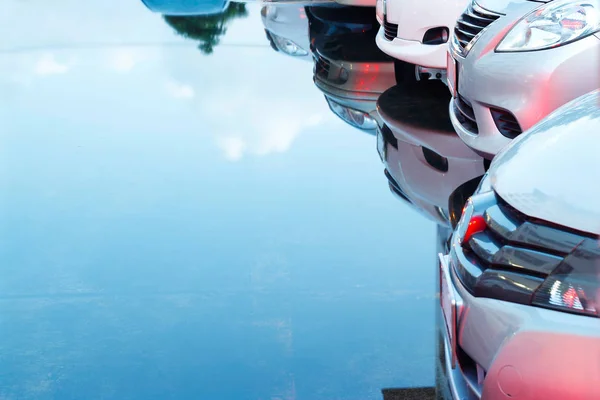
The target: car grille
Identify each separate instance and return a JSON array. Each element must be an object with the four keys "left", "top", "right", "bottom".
[
  {"left": 314, "top": 53, "right": 330, "bottom": 79},
  {"left": 490, "top": 108, "right": 522, "bottom": 138},
  {"left": 454, "top": 1, "right": 501, "bottom": 55},
  {"left": 454, "top": 194, "right": 594, "bottom": 305},
  {"left": 453, "top": 94, "right": 479, "bottom": 134},
  {"left": 383, "top": 16, "right": 398, "bottom": 41}
]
